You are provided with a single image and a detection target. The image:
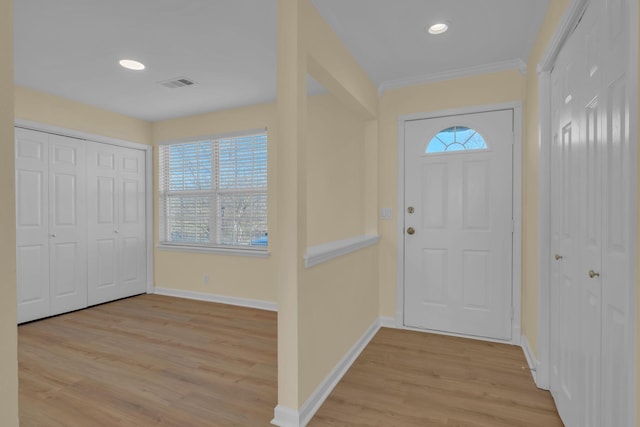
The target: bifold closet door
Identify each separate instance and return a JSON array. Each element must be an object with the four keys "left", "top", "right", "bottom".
[
  {"left": 48, "top": 134, "right": 88, "bottom": 316},
  {"left": 15, "top": 128, "right": 51, "bottom": 323},
  {"left": 15, "top": 128, "right": 88, "bottom": 323},
  {"left": 86, "top": 142, "right": 146, "bottom": 305}
]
